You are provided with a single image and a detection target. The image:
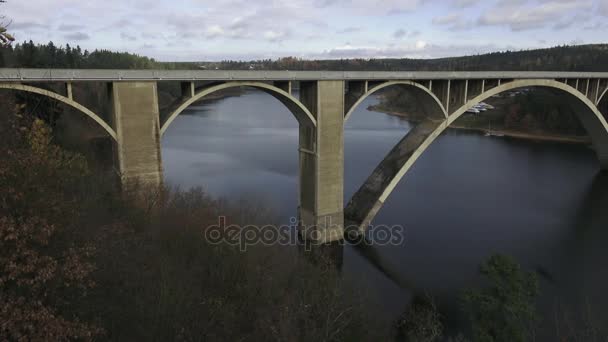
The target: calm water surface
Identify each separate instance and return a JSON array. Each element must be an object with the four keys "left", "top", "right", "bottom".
[{"left": 162, "top": 89, "right": 608, "bottom": 335}]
